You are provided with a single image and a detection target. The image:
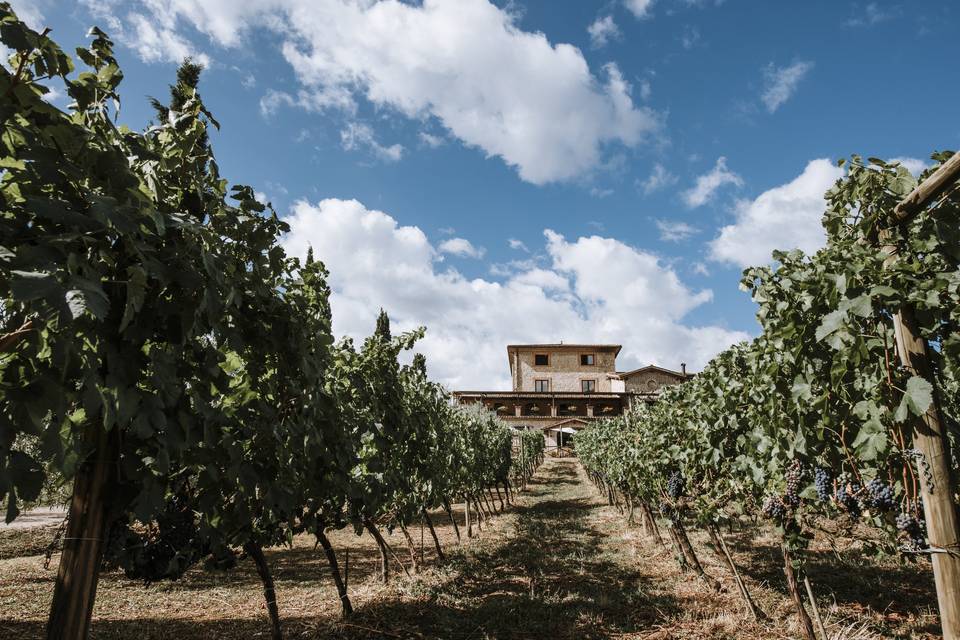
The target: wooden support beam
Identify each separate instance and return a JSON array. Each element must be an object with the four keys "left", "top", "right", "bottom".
[
  {"left": 892, "top": 152, "right": 960, "bottom": 223},
  {"left": 881, "top": 151, "right": 960, "bottom": 639}
]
